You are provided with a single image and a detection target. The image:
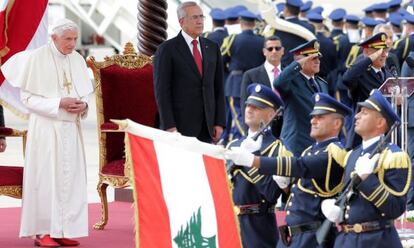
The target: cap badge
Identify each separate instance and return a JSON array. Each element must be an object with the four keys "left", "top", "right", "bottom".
[
  {"left": 315, "top": 94, "right": 320, "bottom": 102},
  {"left": 255, "top": 85, "right": 261, "bottom": 92},
  {"left": 381, "top": 34, "right": 386, "bottom": 41},
  {"left": 314, "top": 41, "right": 320, "bottom": 50}
]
